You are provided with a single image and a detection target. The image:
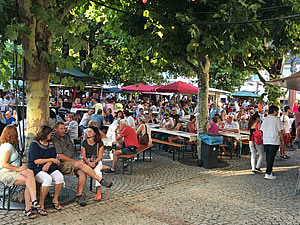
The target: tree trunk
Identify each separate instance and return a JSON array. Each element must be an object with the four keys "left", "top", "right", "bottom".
[
  {"left": 19, "top": 0, "right": 51, "bottom": 153},
  {"left": 197, "top": 56, "right": 210, "bottom": 161}
]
